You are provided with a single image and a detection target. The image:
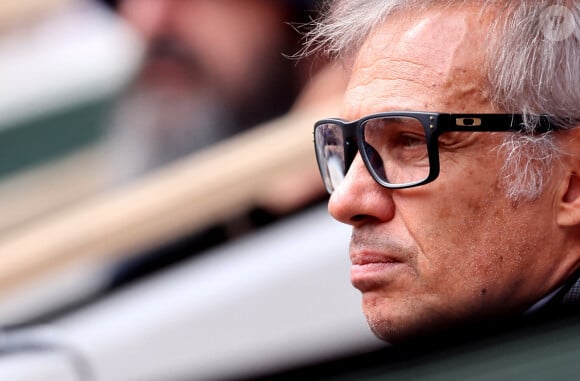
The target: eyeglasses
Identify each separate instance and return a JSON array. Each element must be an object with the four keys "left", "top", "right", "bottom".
[{"left": 313, "top": 112, "right": 556, "bottom": 193}]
